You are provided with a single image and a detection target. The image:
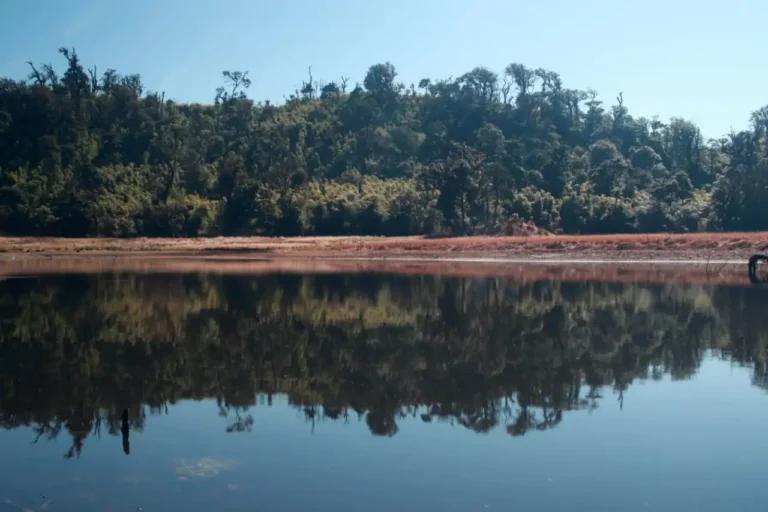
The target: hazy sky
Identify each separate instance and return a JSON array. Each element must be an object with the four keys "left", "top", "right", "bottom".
[{"left": 1, "top": 0, "right": 763, "bottom": 139}]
